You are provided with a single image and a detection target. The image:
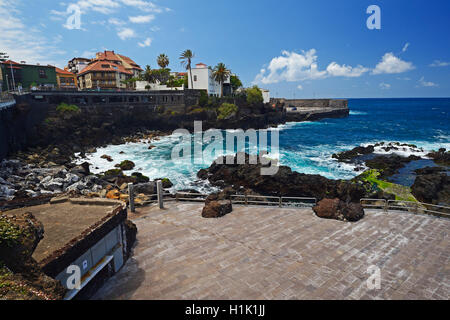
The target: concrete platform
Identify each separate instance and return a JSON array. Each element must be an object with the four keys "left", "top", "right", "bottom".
[
  {"left": 92, "top": 203, "right": 450, "bottom": 300},
  {"left": 2, "top": 198, "right": 122, "bottom": 263}
]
